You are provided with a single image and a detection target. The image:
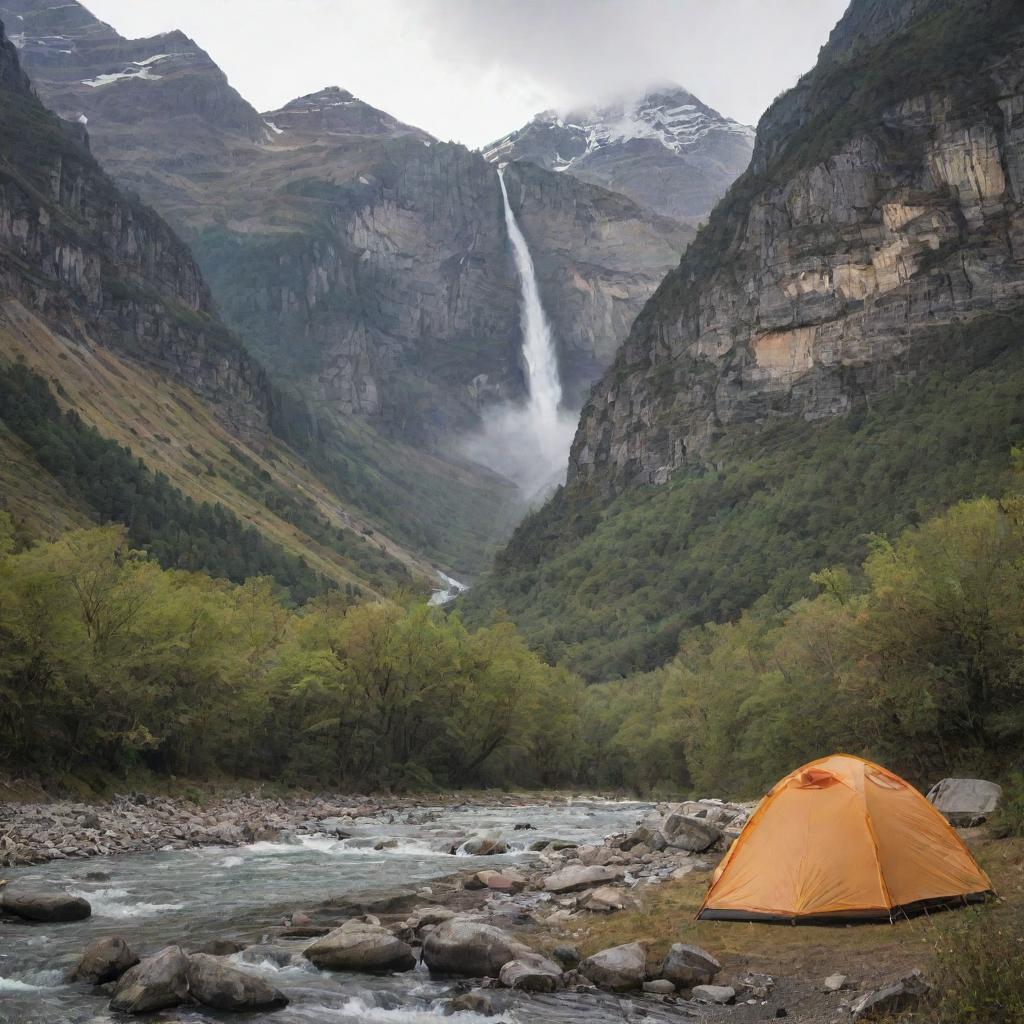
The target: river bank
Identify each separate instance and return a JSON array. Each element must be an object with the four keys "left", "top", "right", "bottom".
[
  {"left": 2, "top": 793, "right": 1019, "bottom": 1024},
  {"left": 0, "top": 790, "right": 665, "bottom": 868}
]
